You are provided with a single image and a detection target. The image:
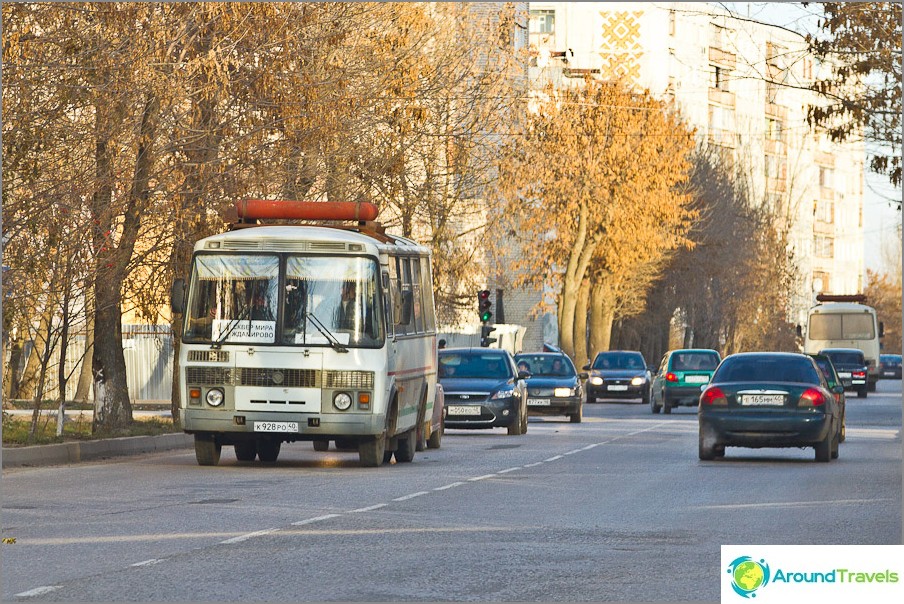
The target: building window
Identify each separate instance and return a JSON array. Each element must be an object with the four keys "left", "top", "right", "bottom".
[
  {"left": 708, "top": 104, "right": 734, "bottom": 136},
  {"left": 815, "top": 235, "right": 835, "bottom": 258},
  {"left": 669, "top": 10, "right": 676, "bottom": 36},
  {"left": 816, "top": 200, "right": 834, "bottom": 223},
  {"left": 765, "top": 154, "right": 787, "bottom": 180},
  {"left": 819, "top": 166, "right": 834, "bottom": 188},
  {"left": 709, "top": 23, "right": 724, "bottom": 49},
  {"left": 711, "top": 65, "right": 730, "bottom": 91},
  {"left": 530, "top": 9, "right": 555, "bottom": 34},
  {"left": 765, "top": 117, "right": 783, "bottom": 141},
  {"left": 813, "top": 271, "right": 831, "bottom": 293}
]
